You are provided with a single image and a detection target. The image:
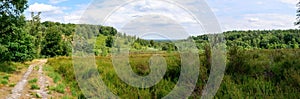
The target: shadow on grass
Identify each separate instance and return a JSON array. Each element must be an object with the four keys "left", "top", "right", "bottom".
[{"left": 0, "top": 62, "right": 18, "bottom": 73}]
